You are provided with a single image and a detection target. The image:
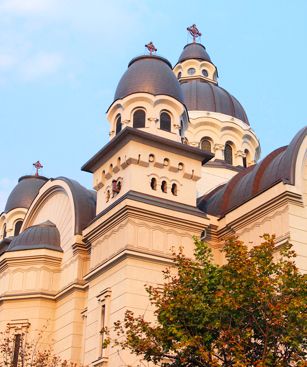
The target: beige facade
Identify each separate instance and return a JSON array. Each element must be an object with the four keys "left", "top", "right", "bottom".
[{"left": 0, "top": 37, "right": 306, "bottom": 366}]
